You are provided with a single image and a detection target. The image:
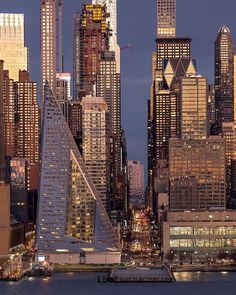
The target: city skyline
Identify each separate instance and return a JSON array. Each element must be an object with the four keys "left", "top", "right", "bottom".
[
  {"left": 1, "top": 0, "right": 236, "bottom": 174},
  {"left": 2, "top": 0, "right": 236, "bottom": 289}
]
